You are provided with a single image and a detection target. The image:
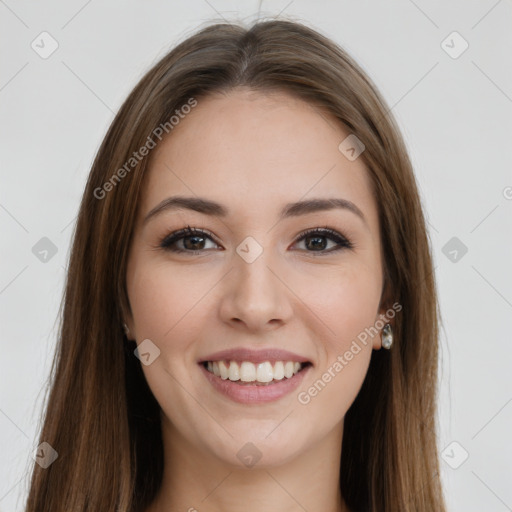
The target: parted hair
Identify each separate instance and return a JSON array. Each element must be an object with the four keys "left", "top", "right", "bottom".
[{"left": 25, "top": 18, "right": 446, "bottom": 512}]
